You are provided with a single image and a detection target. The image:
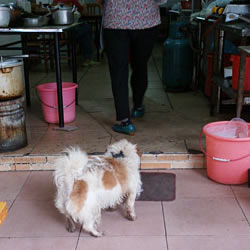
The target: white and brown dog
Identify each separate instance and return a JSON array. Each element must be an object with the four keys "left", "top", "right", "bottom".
[{"left": 54, "top": 139, "right": 142, "bottom": 237}]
